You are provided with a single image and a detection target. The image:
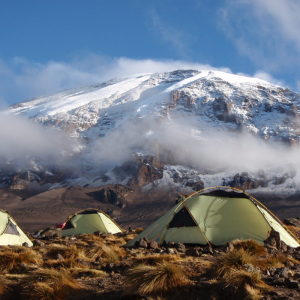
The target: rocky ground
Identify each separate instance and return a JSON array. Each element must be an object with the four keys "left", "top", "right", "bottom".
[{"left": 2, "top": 223, "right": 300, "bottom": 300}]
